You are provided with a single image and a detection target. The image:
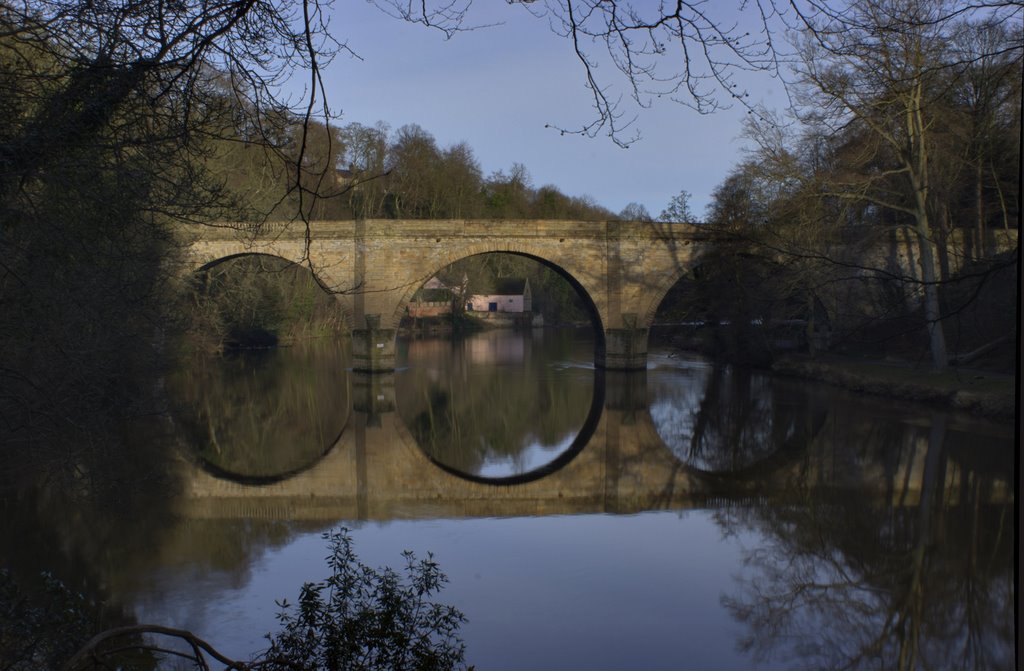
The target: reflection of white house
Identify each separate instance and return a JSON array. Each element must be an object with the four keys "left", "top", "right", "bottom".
[
  {"left": 466, "top": 278, "right": 532, "bottom": 313},
  {"left": 467, "top": 330, "right": 526, "bottom": 364}
]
